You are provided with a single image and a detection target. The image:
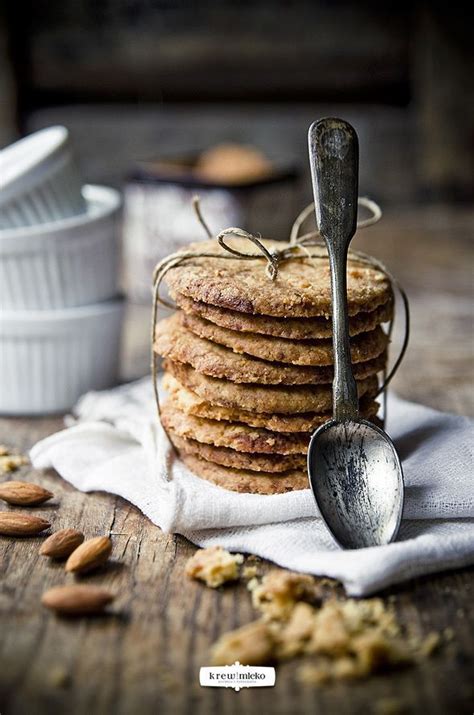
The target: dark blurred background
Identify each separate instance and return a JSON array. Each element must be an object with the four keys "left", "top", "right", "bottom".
[
  {"left": 1, "top": 0, "right": 473, "bottom": 206},
  {"left": 0, "top": 0, "right": 472, "bottom": 406}
]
